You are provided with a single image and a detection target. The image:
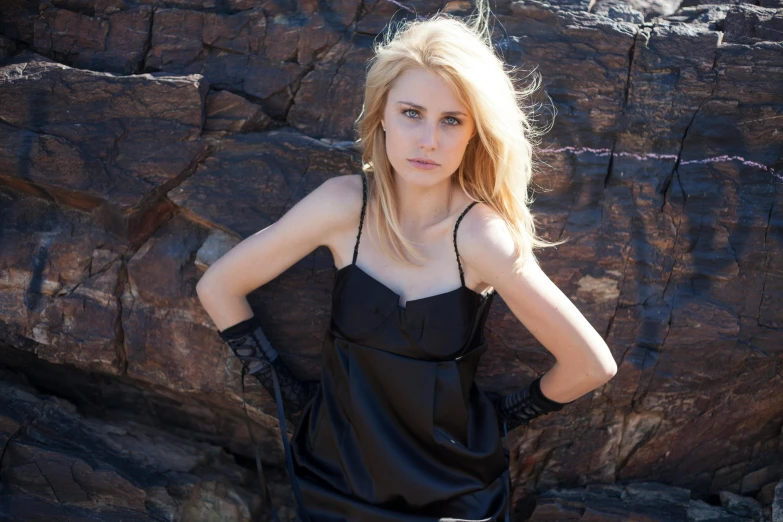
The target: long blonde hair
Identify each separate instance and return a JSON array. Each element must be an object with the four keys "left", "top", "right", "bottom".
[{"left": 354, "top": 0, "right": 566, "bottom": 273}]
